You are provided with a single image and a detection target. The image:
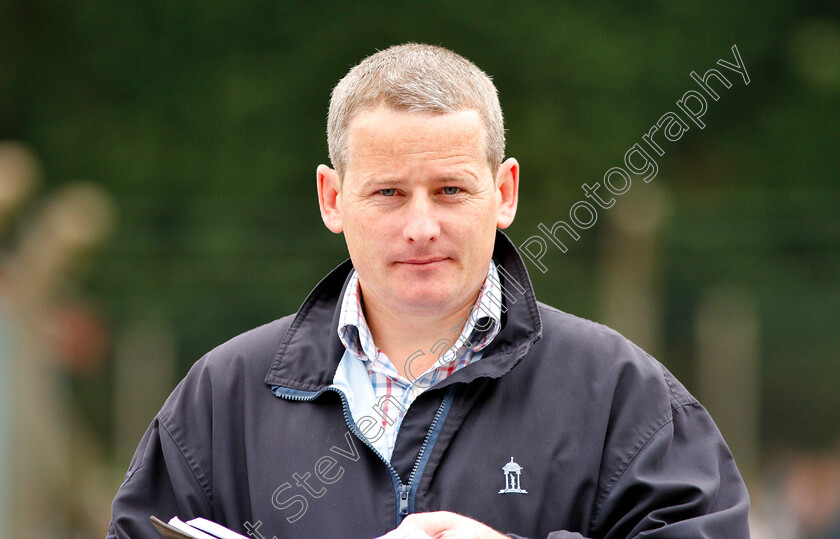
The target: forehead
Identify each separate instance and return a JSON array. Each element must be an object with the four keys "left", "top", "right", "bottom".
[{"left": 345, "top": 107, "right": 488, "bottom": 174}]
